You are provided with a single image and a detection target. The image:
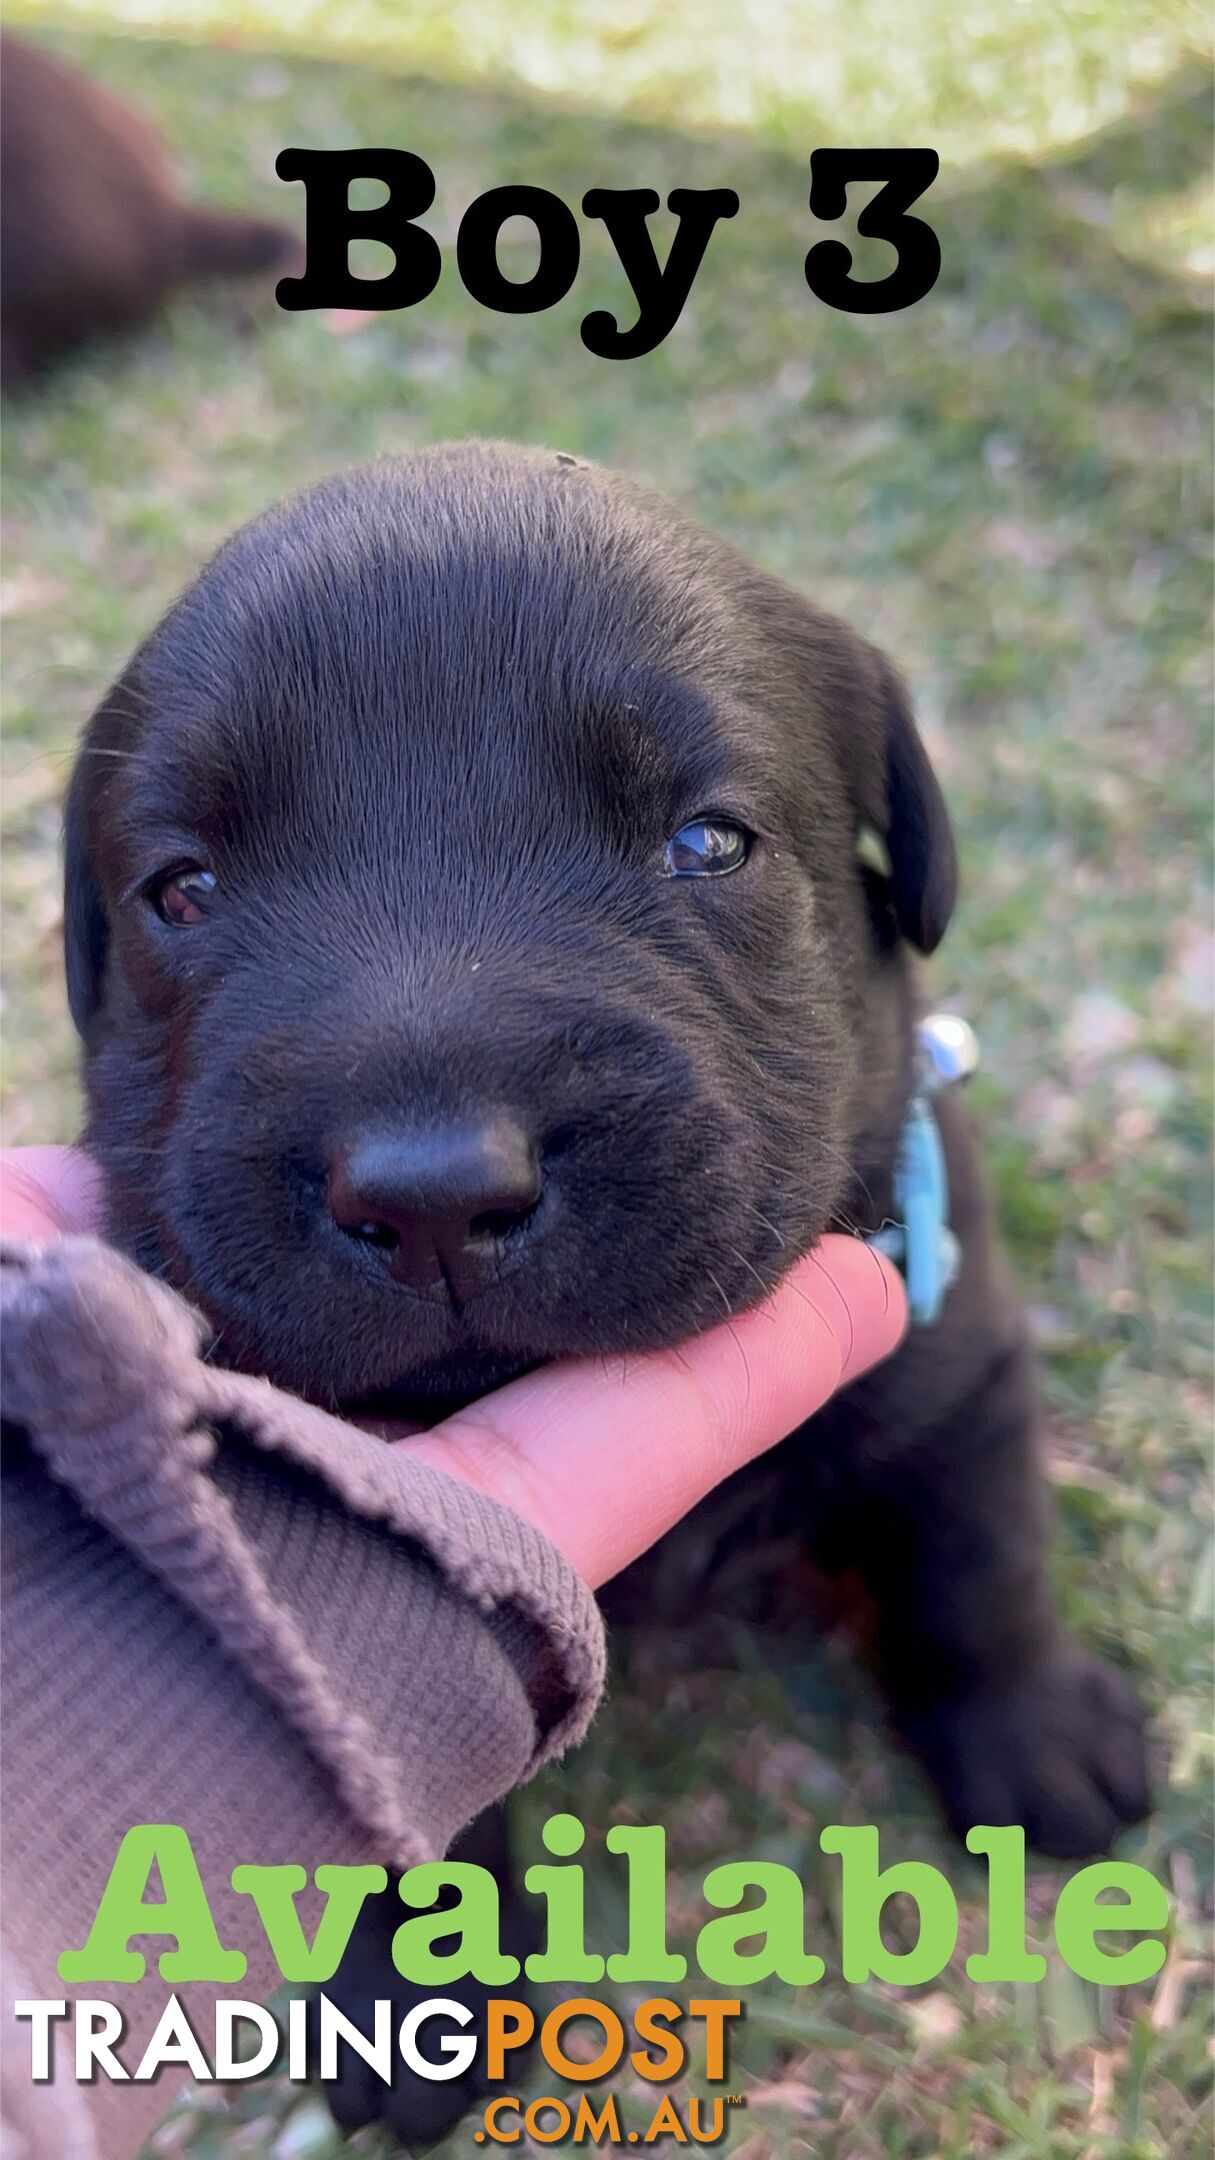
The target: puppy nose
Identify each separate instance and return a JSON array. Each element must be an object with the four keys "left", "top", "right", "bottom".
[{"left": 327, "top": 1119, "right": 542, "bottom": 1298}]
